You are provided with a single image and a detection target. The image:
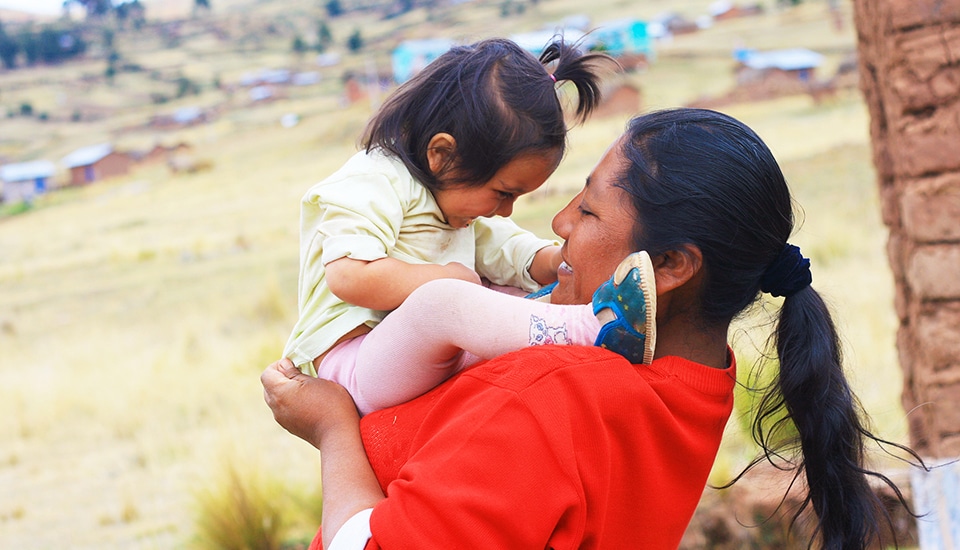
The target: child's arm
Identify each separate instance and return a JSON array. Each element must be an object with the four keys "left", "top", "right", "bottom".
[
  {"left": 326, "top": 256, "right": 481, "bottom": 311},
  {"left": 472, "top": 217, "right": 558, "bottom": 291},
  {"left": 528, "top": 245, "right": 563, "bottom": 286}
]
